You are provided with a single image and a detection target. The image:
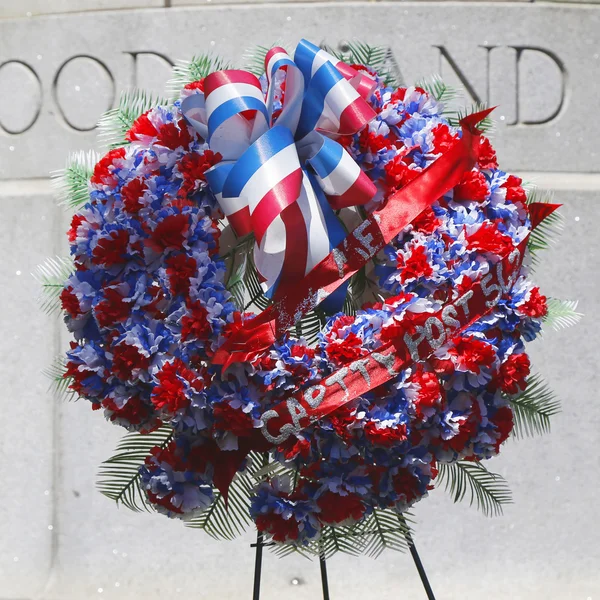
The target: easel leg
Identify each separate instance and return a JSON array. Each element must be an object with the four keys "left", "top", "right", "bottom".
[
  {"left": 252, "top": 531, "right": 264, "bottom": 600},
  {"left": 319, "top": 551, "right": 330, "bottom": 600},
  {"left": 400, "top": 516, "right": 436, "bottom": 600}
]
